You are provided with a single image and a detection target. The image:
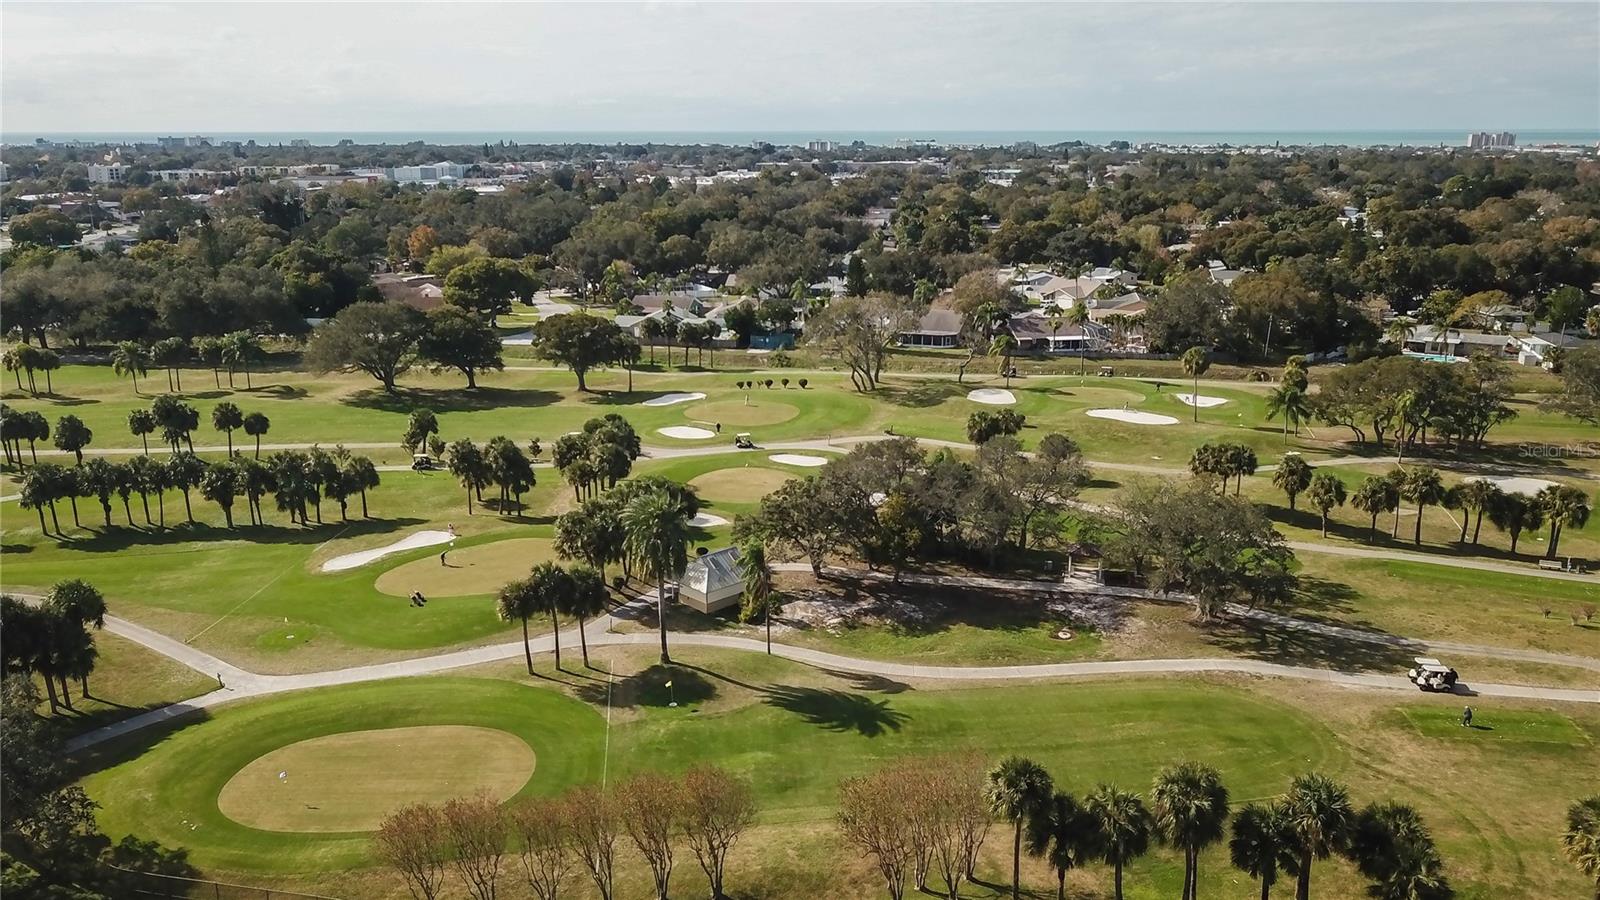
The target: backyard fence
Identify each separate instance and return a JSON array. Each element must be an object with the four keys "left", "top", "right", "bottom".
[{"left": 107, "top": 867, "right": 342, "bottom": 900}]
